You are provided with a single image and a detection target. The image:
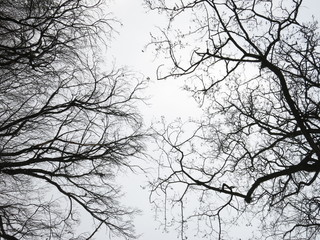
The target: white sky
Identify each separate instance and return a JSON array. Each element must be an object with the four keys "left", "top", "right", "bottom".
[
  {"left": 105, "top": 1, "right": 201, "bottom": 240},
  {"left": 93, "top": 0, "right": 320, "bottom": 239},
  {"left": 109, "top": 0, "right": 201, "bottom": 122}
]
